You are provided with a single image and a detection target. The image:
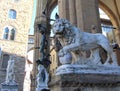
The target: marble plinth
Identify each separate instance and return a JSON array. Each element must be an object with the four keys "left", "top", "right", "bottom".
[
  {"left": 49, "top": 65, "right": 120, "bottom": 91},
  {"left": 56, "top": 64, "right": 120, "bottom": 75},
  {"left": 1, "top": 83, "right": 18, "bottom": 91}
]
